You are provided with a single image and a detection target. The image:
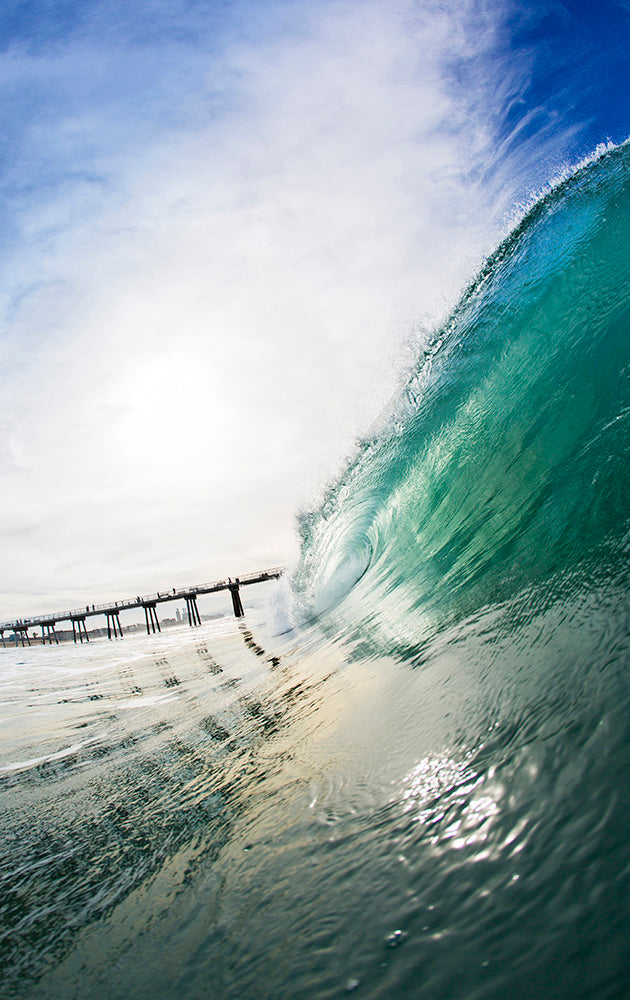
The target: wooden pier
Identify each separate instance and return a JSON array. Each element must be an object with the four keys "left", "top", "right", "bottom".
[{"left": 0, "top": 568, "right": 284, "bottom": 646}]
